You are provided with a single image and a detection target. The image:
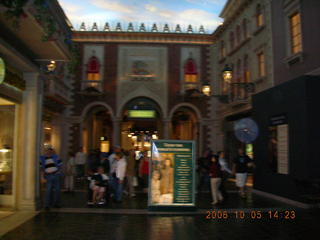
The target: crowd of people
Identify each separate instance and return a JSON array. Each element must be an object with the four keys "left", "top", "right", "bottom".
[
  {"left": 39, "top": 145, "right": 254, "bottom": 210},
  {"left": 40, "top": 146, "right": 151, "bottom": 210}
]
